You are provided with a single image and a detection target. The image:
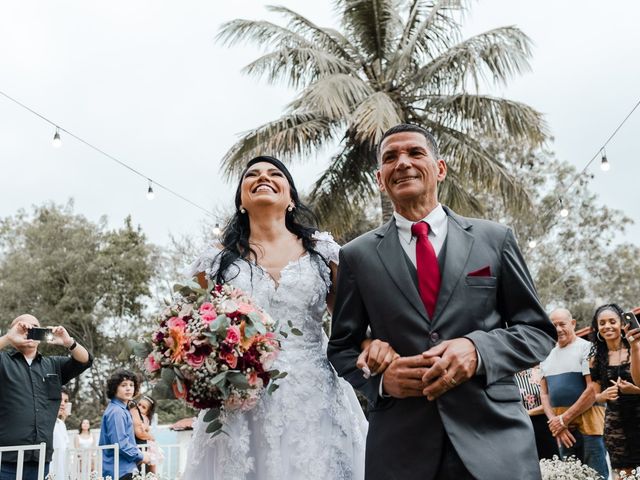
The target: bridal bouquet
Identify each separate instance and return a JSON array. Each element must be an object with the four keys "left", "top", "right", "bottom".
[{"left": 139, "top": 283, "right": 295, "bottom": 435}]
